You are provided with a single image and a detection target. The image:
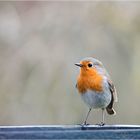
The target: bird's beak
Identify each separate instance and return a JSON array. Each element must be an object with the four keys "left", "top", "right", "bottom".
[{"left": 75, "top": 63, "right": 83, "bottom": 67}]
